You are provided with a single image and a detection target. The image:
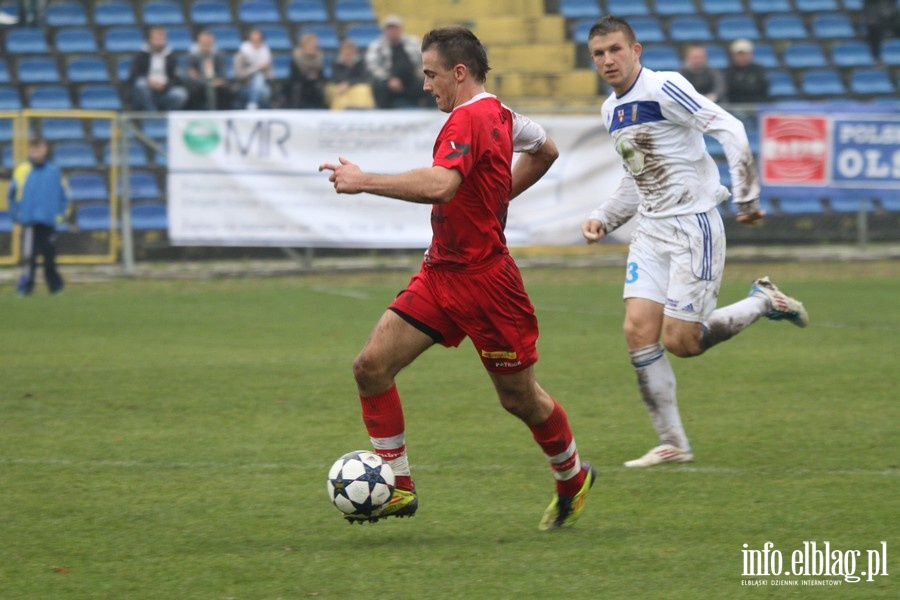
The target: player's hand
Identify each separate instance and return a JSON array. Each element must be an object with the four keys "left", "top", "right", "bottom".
[
  {"left": 318, "top": 156, "right": 364, "bottom": 194},
  {"left": 736, "top": 198, "right": 765, "bottom": 226},
  {"left": 582, "top": 219, "right": 606, "bottom": 244}
]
